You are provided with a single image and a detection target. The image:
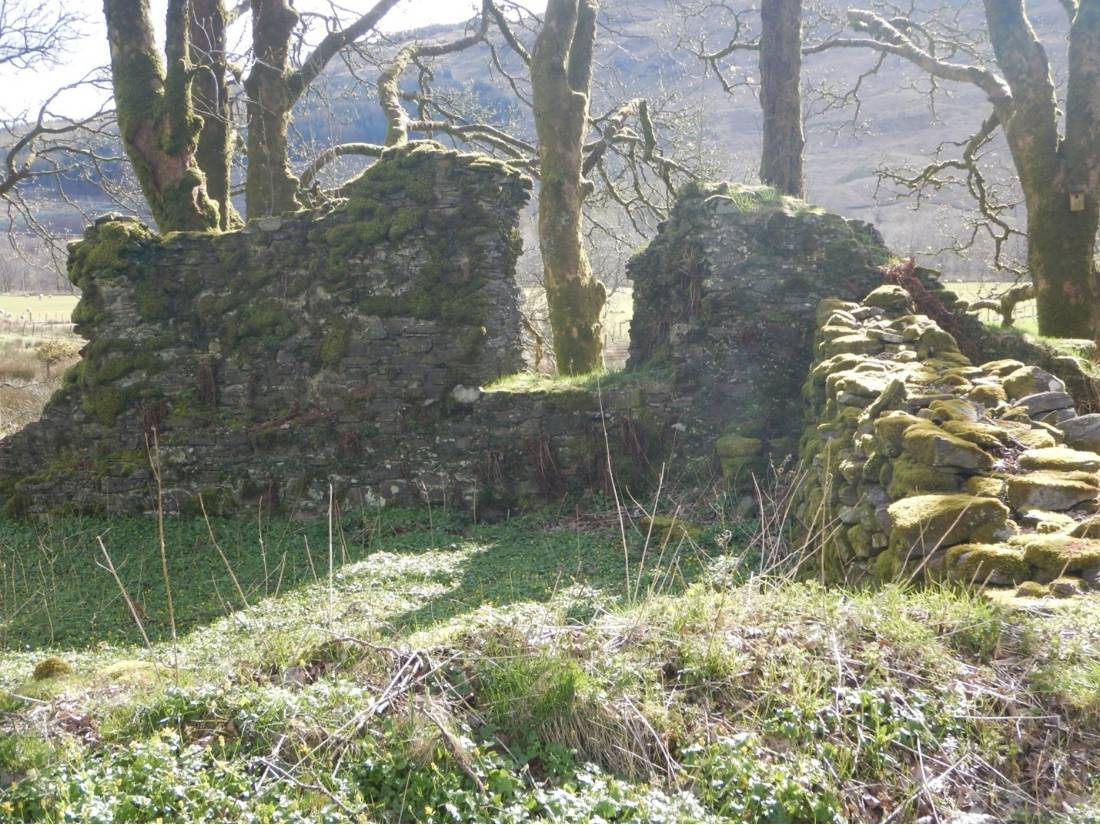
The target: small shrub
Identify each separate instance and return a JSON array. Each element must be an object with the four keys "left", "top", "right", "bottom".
[{"left": 33, "top": 339, "right": 81, "bottom": 378}]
